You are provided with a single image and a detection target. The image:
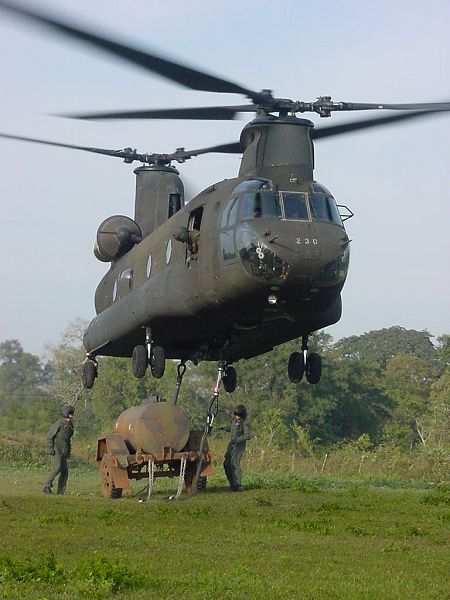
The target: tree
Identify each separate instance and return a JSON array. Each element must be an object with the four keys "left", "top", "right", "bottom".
[
  {"left": 437, "top": 334, "right": 450, "bottom": 372},
  {"left": 335, "top": 327, "right": 437, "bottom": 368},
  {"left": 297, "top": 358, "right": 391, "bottom": 445},
  {"left": 426, "top": 368, "right": 450, "bottom": 449},
  {"left": 383, "top": 352, "right": 437, "bottom": 447},
  {"left": 0, "top": 340, "right": 47, "bottom": 413}
]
